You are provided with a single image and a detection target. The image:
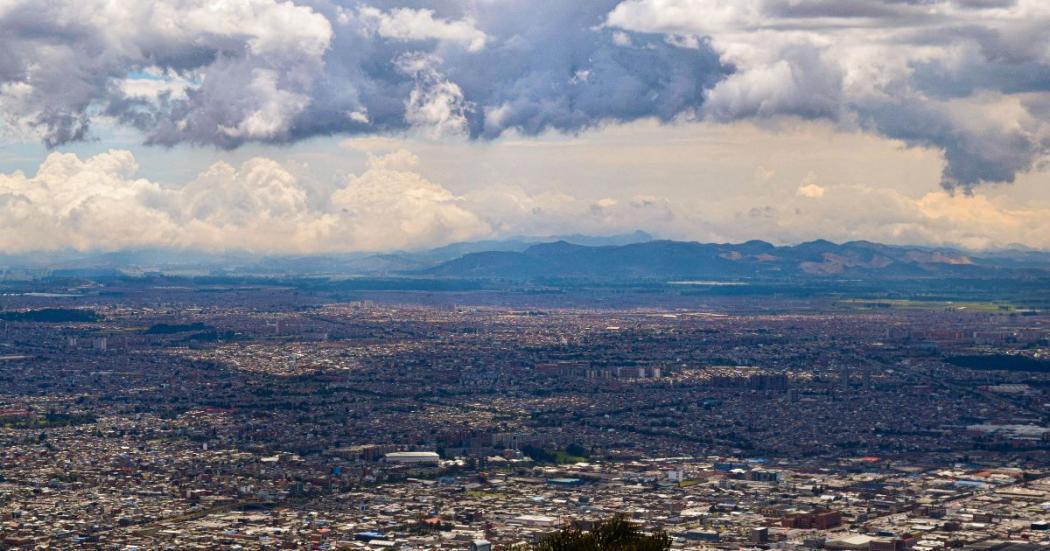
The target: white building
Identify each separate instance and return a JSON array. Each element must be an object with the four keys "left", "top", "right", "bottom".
[{"left": 383, "top": 451, "right": 441, "bottom": 465}]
